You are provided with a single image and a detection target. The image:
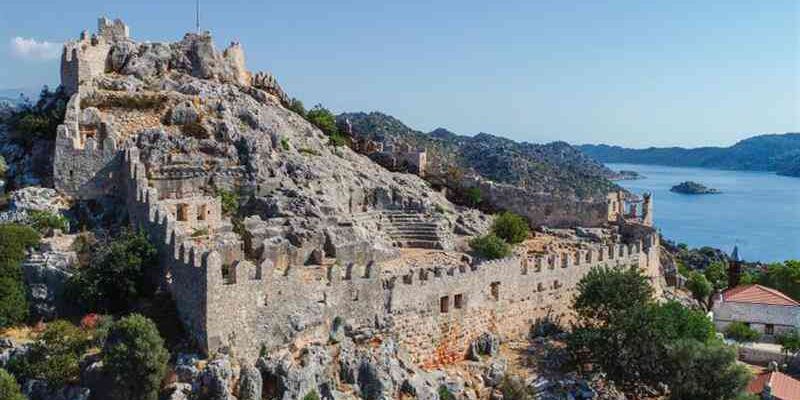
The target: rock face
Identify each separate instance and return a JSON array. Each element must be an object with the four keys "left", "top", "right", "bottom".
[{"left": 670, "top": 181, "right": 720, "bottom": 194}]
